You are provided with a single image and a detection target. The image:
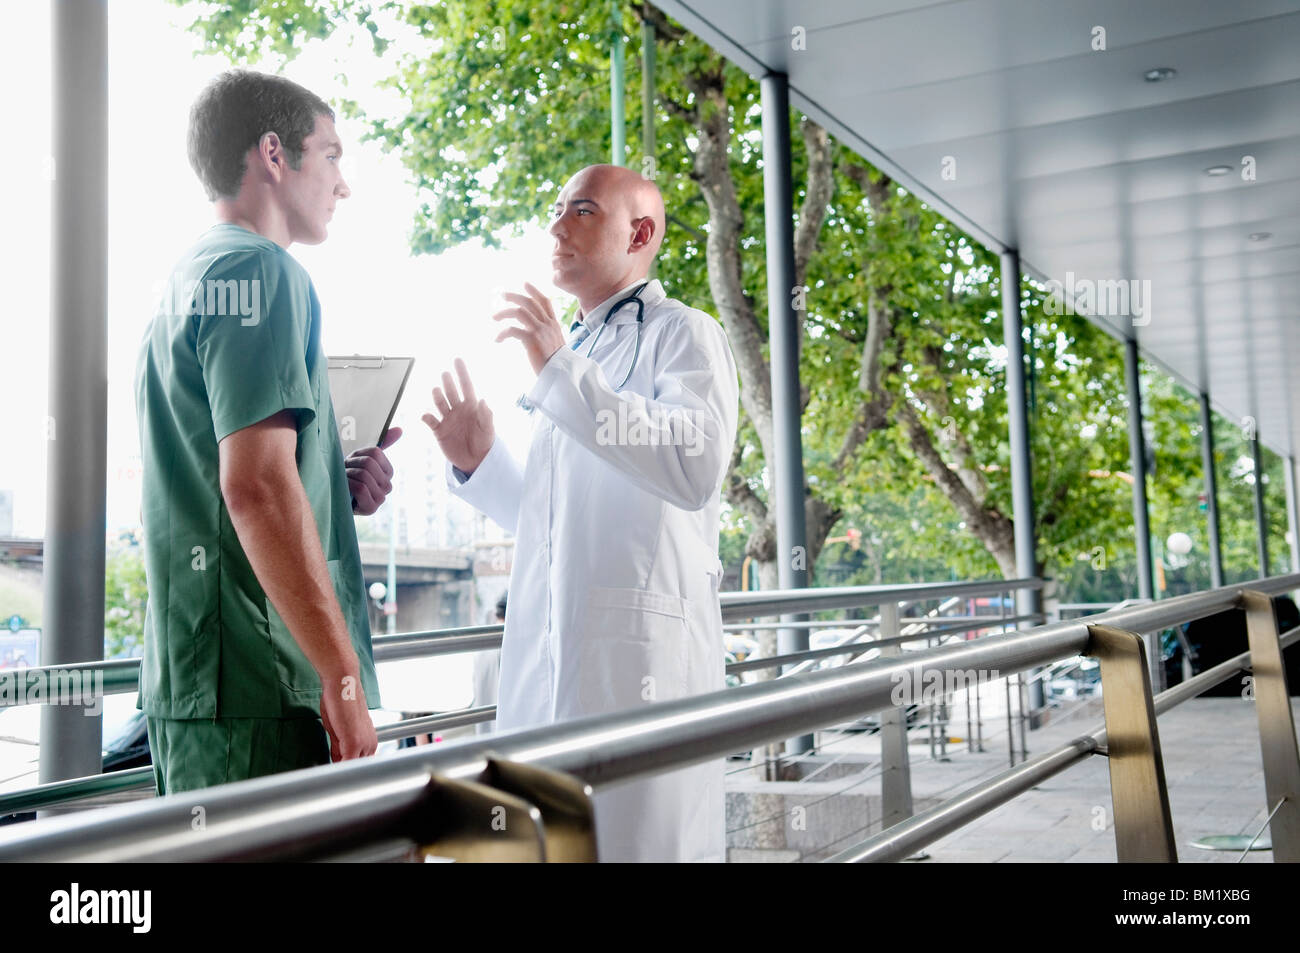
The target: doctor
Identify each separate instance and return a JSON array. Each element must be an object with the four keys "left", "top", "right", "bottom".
[{"left": 422, "top": 164, "right": 739, "bottom": 862}]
